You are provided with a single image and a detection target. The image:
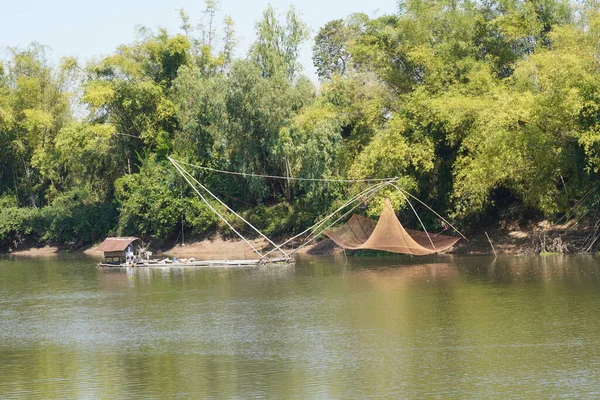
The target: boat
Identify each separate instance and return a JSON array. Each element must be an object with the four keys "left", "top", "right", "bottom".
[
  {"left": 97, "top": 256, "right": 294, "bottom": 268},
  {"left": 95, "top": 237, "right": 295, "bottom": 268}
]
